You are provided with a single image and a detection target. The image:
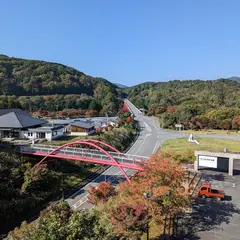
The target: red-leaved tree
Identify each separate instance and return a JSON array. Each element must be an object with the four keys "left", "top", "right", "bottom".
[
  {"left": 110, "top": 203, "right": 148, "bottom": 239},
  {"left": 88, "top": 181, "right": 116, "bottom": 205}
]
